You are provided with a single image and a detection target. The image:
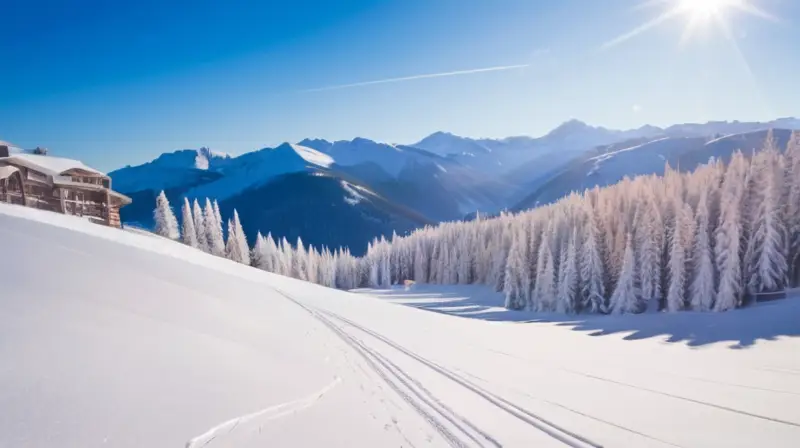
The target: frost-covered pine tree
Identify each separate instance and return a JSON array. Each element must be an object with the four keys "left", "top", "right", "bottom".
[
  {"left": 503, "top": 227, "right": 526, "bottom": 310},
  {"left": 263, "top": 232, "right": 278, "bottom": 273},
  {"left": 690, "top": 188, "right": 716, "bottom": 311},
  {"left": 205, "top": 198, "right": 225, "bottom": 257},
  {"left": 533, "top": 223, "right": 557, "bottom": 312},
  {"left": 294, "top": 237, "right": 308, "bottom": 281},
  {"left": 251, "top": 232, "right": 267, "bottom": 270},
  {"left": 192, "top": 199, "right": 209, "bottom": 253},
  {"left": 580, "top": 203, "right": 607, "bottom": 313},
  {"left": 636, "top": 196, "right": 662, "bottom": 311},
  {"left": 784, "top": 131, "right": 800, "bottom": 285},
  {"left": 181, "top": 197, "right": 198, "bottom": 248},
  {"left": 279, "top": 237, "right": 292, "bottom": 276},
  {"left": 307, "top": 246, "right": 319, "bottom": 284},
  {"left": 715, "top": 151, "right": 748, "bottom": 311},
  {"left": 666, "top": 202, "right": 693, "bottom": 312},
  {"left": 232, "top": 209, "right": 250, "bottom": 266},
  {"left": 556, "top": 228, "right": 579, "bottom": 314},
  {"left": 213, "top": 200, "right": 223, "bottom": 236},
  {"left": 366, "top": 241, "right": 379, "bottom": 287},
  {"left": 380, "top": 237, "right": 392, "bottom": 287},
  {"left": 413, "top": 237, "right": 429, "bottom": 283},
  {"left": 610, "top": 233, "right": 640, "bottom": 314},
  {"left": 491, "top": 228, "right": 512, "bottom": 292},
  {"left": 224, "top": 219, "right": 242, "bottom": 262},
  {"left": 745, "top": 147, "right": 788, "bottom": 294},
  {"left": 153, "top": 191, "right": 180, "bottom": 240}
]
